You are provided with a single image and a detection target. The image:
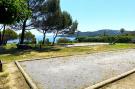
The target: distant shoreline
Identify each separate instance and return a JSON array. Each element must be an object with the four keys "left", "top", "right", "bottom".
[{"left": 7, "top": 36, "right": 76, "bottom": 44}]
